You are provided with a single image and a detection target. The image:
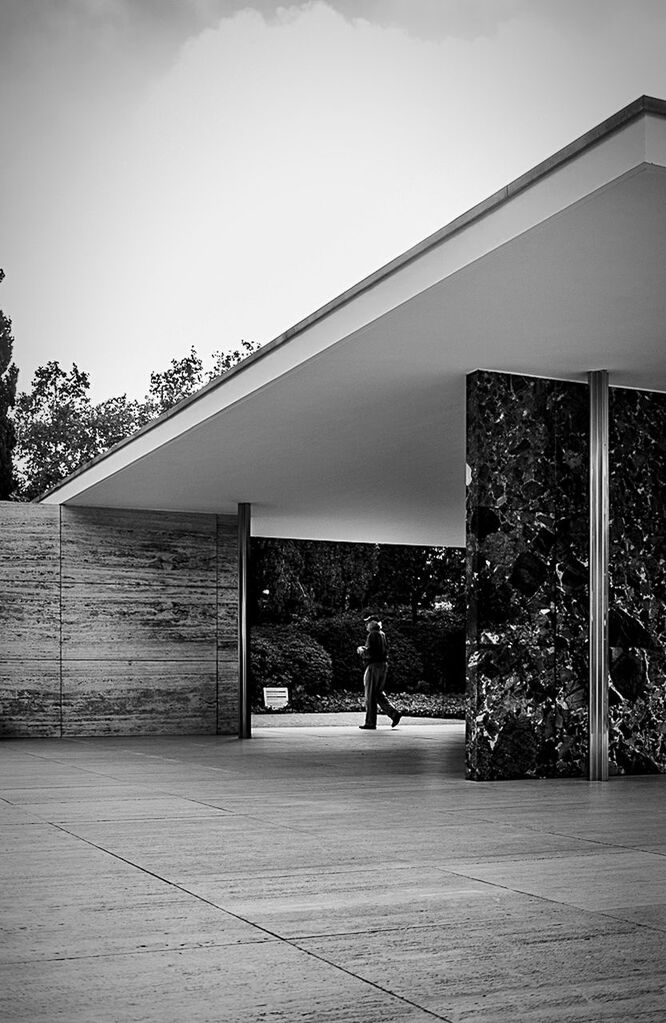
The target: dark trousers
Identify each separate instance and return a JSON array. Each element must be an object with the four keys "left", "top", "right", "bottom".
[{"left": 363, "top": 662, "right": 396, "bottom": 727}]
